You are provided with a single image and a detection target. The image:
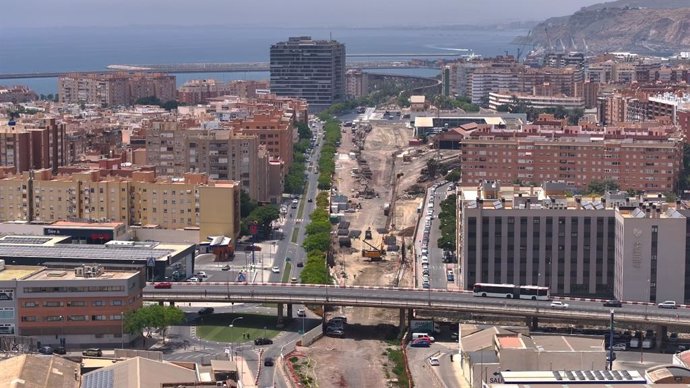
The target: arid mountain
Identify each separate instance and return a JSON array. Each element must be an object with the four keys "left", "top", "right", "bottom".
[{"left": 516, "top": 0, "right": 690, "bottom": 55}]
